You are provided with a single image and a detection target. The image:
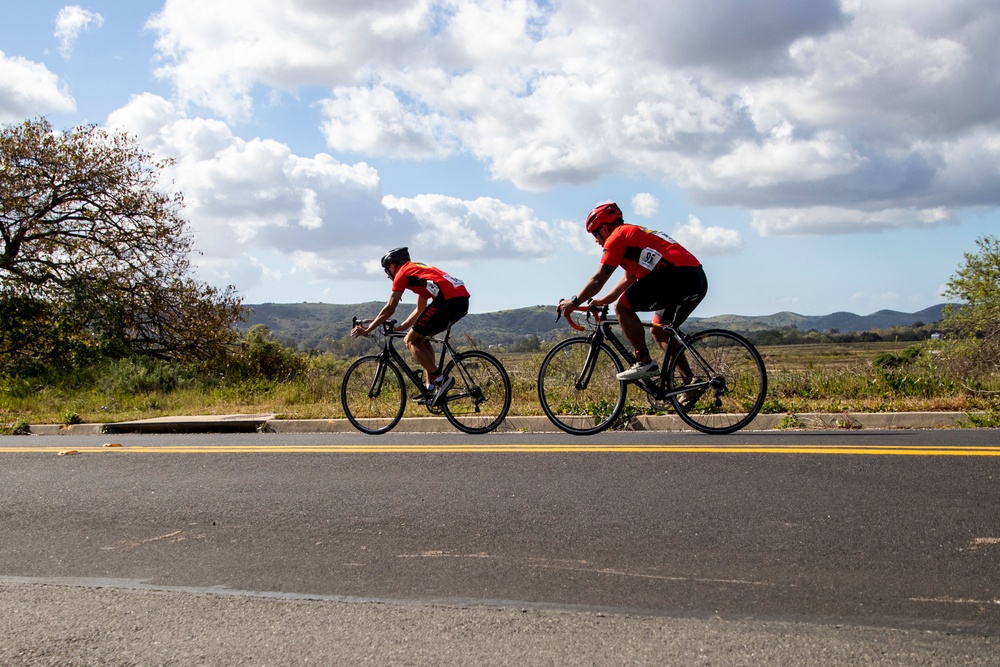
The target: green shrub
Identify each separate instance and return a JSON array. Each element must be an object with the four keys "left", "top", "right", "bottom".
[
  {"left": 225, "top": 325, "right": 307, "bottom": 383},
  {"left": 962, "top": 410, "right": 1000, "bottom": 428},
  {"left": 94, "top": 358, "right": 200, "bottom": 395},
  {"left": 1, "top": 418, "right": 31, "bottom": 435},
  {"left": 775, "top": 414, "right": 803, "bottom": 429},
  {"left": 873, "top": 344, "right": 922, "bottom": 369}
]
